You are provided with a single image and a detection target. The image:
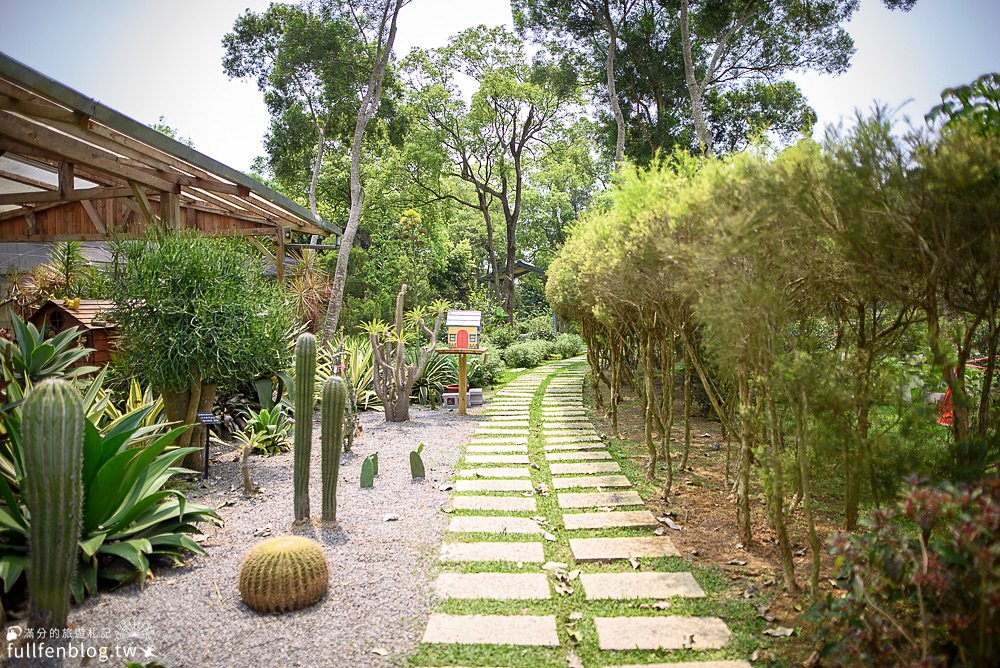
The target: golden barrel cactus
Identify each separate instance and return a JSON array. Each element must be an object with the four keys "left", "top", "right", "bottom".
[{"left": 238, "top": 536, "right": 329, "bottom": 613}]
